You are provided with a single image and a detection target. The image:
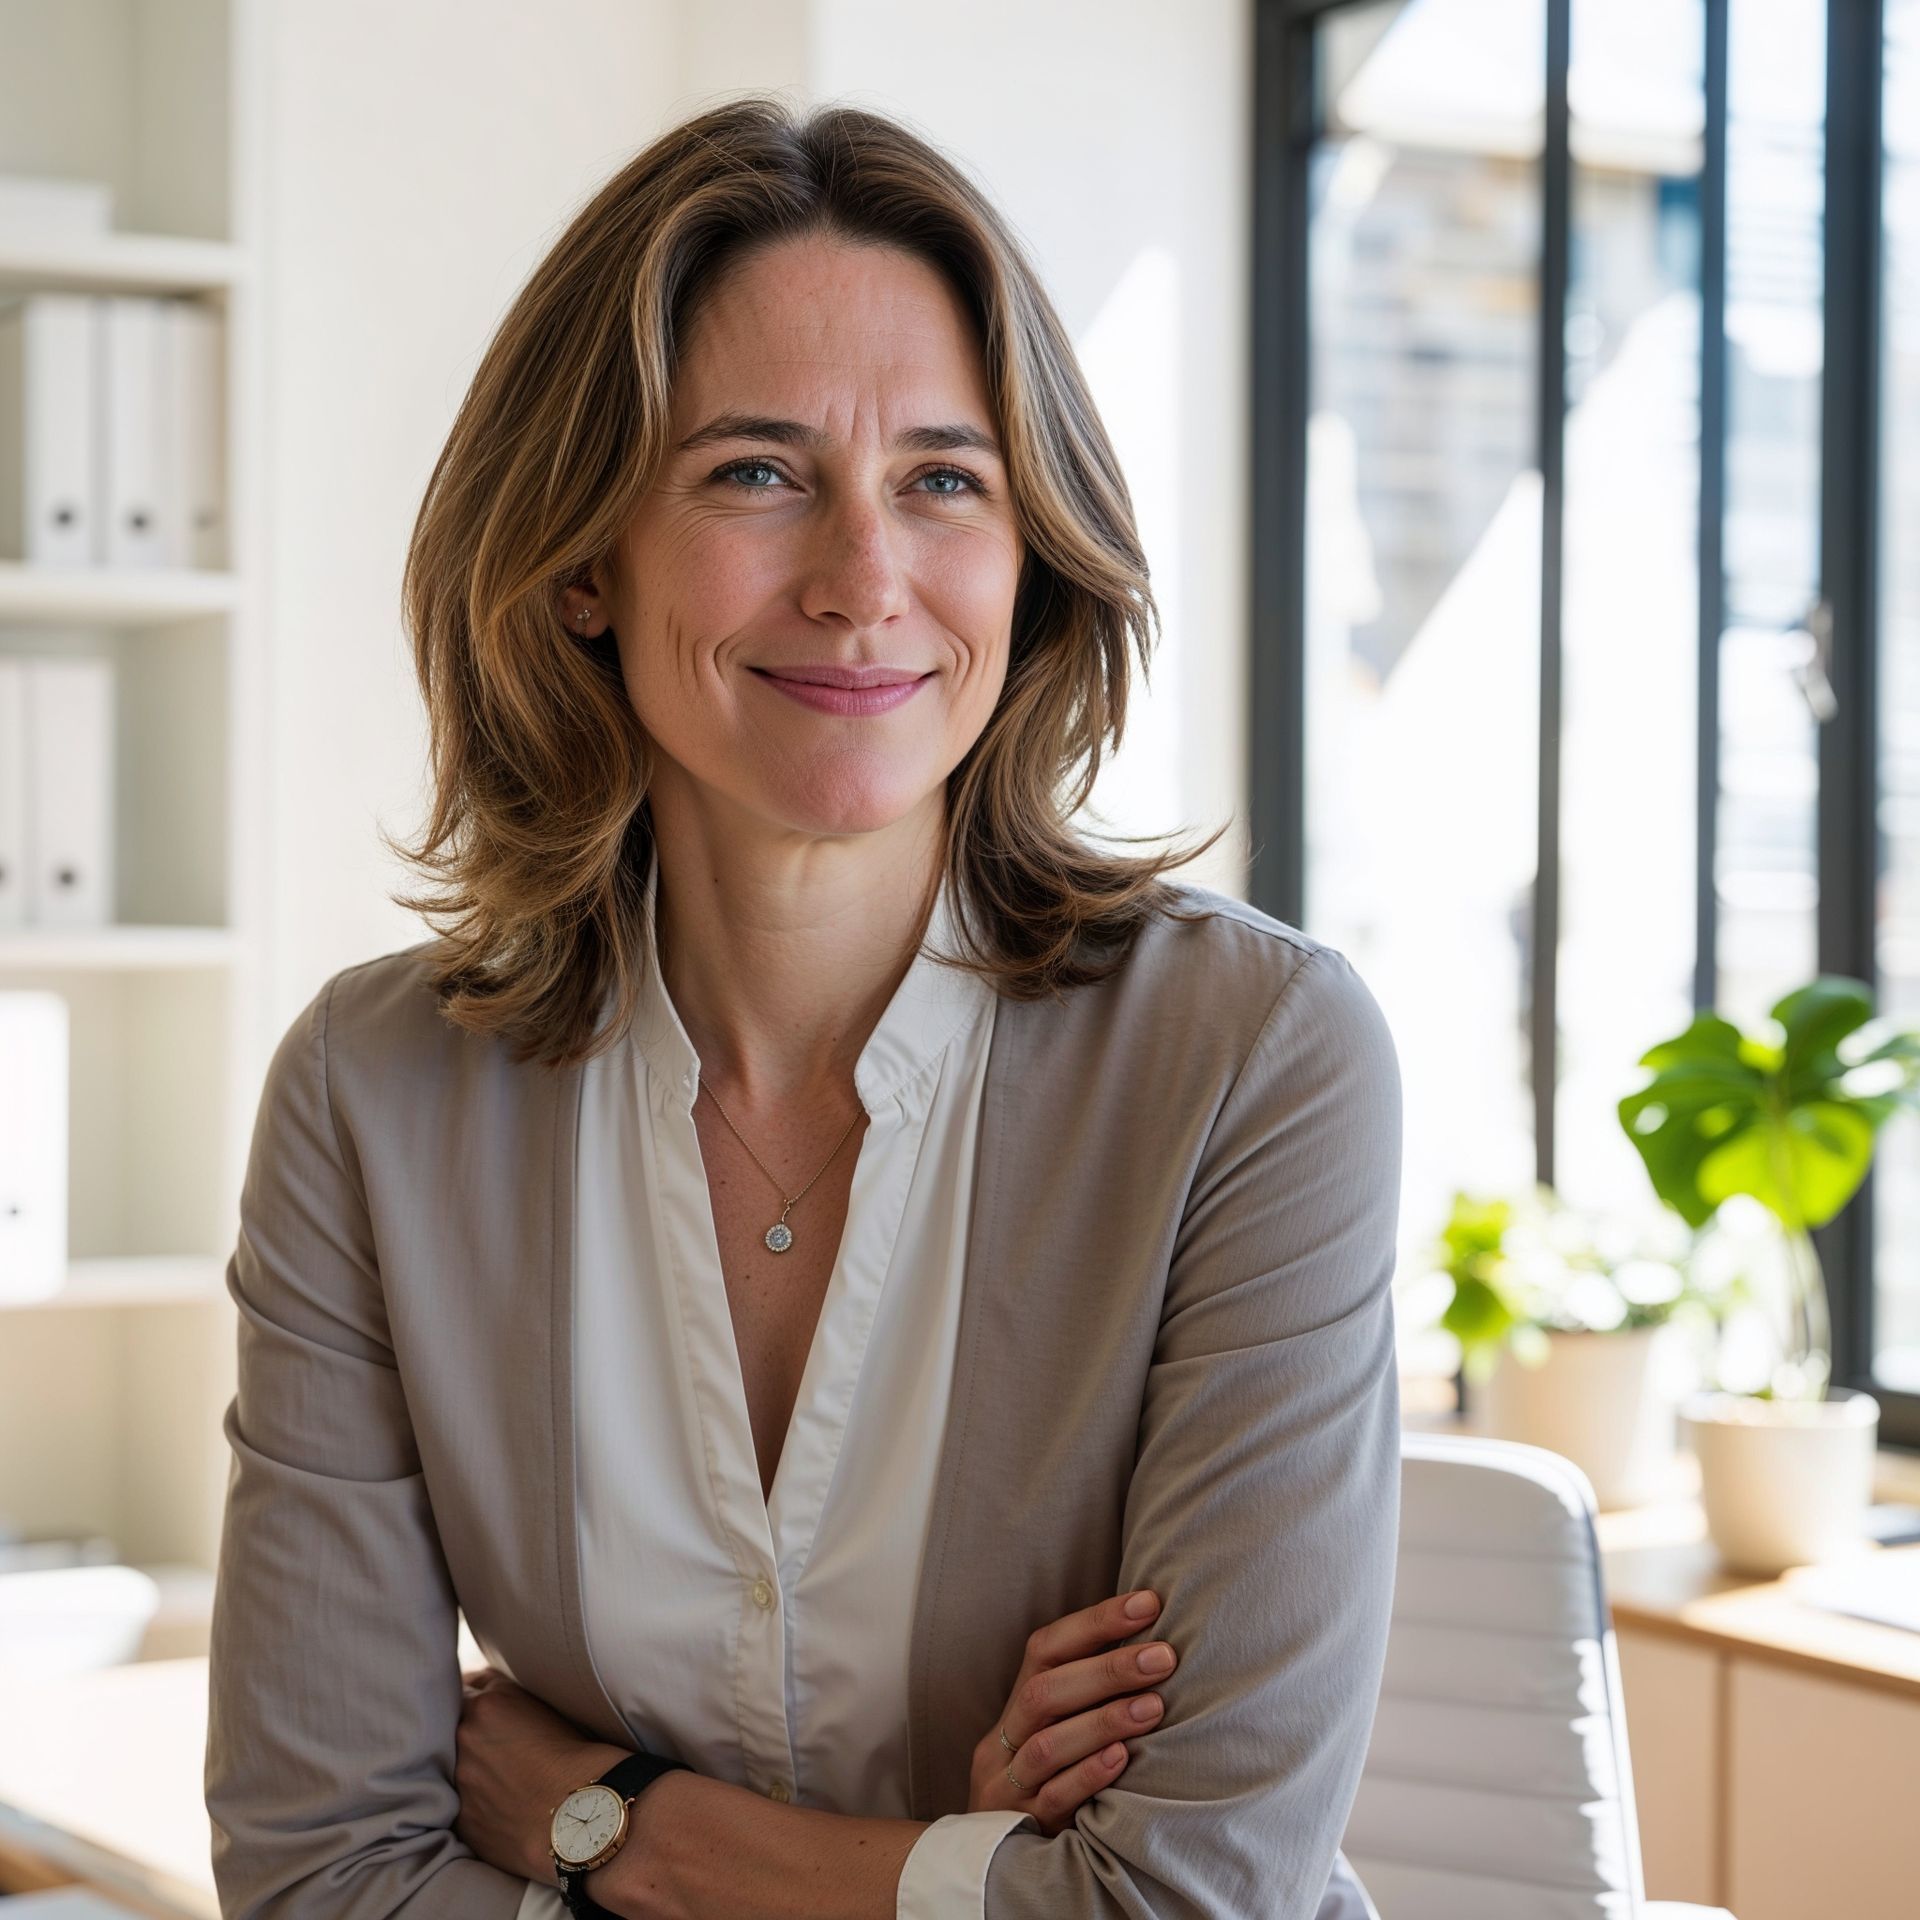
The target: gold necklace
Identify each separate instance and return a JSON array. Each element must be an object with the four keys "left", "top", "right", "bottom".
[{"left": 696, "top": 1077, "right": 864, "bottom": 1254}]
